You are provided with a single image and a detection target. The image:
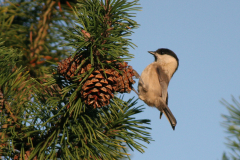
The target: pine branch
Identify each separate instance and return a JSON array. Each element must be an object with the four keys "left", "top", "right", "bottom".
[
  {"left": 29, "top": 0, "right": 56, "bottom": 59},
  {"left": 0, "top": 42, "right": 35, "bottom": 158},
  {"left": 0, "top": 0, "right": 76, "bottom": 78},
  {"left": 0, "top": 1, "right": 152, "bottom": 159}
]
